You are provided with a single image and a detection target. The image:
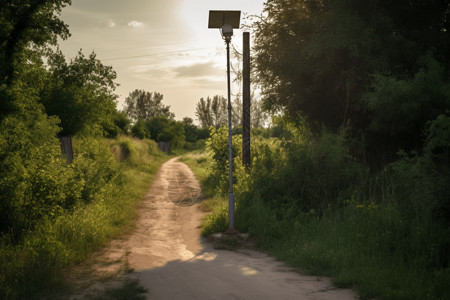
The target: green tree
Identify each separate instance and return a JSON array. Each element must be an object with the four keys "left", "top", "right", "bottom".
[
  {"left": 131, "top": 119, "right": 150, "bottom": 139},
  {"left": 124, "top": 89, "right": 174, "bottom": 122},
  {"left": 103, "top": 110, "right": 131, "bottom": 138},
  {"left": 145, "top": 116, "right": 185, "bottom": 148},
  {"left": 182, "top": 117, "right": 198, "bottom": 143},
  {"left": 0, "top": 84, "right": 82, "bottom": 238},
  {"left": 40, "top": 50, "right": 118, "bottom": 136},
  {"left": 251, "top": 0, "right": 450, "bottom": 158},
  {"left": 195, "top": 95, "right": 227, "bottom": 128},
  {"left": 0, "top": 0, "right": 71, "bottom": 85},
  {"left": 362, "top": 54, "right": 450, "bottom": 160}
]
